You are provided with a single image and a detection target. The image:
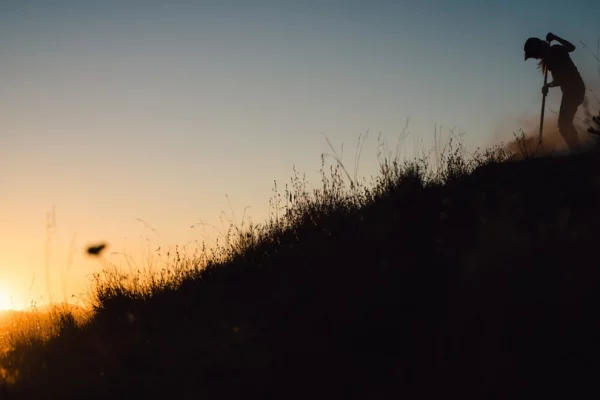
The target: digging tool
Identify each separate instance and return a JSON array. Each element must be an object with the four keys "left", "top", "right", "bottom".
[
  {"left": 538, "top": 38, "right": 552, "bottom": 146},
  {"left": 538, "top": 68, "right": 549, "bottom": 145}
]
